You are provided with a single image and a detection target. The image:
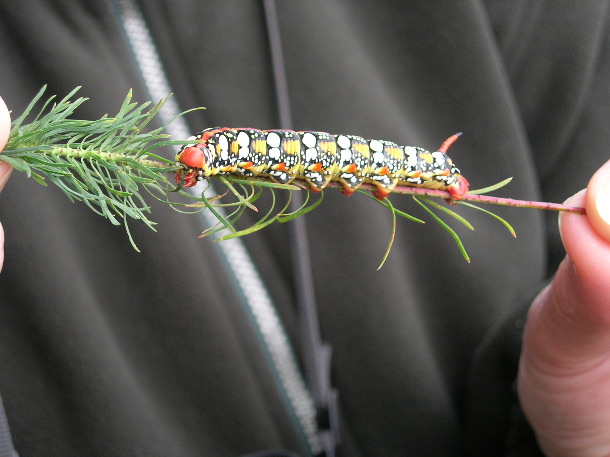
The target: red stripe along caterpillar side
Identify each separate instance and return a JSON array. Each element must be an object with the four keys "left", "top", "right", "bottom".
[{"left": 175, "top": 127, "right": 469, "bottom": 200}]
